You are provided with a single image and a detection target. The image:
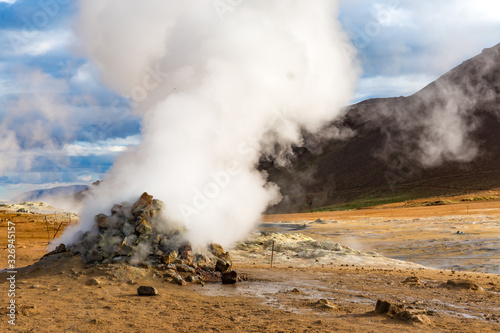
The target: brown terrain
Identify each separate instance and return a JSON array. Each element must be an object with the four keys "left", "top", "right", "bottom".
[{"left": 1, "top": 195, "right": 499, "bottom": 332}]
